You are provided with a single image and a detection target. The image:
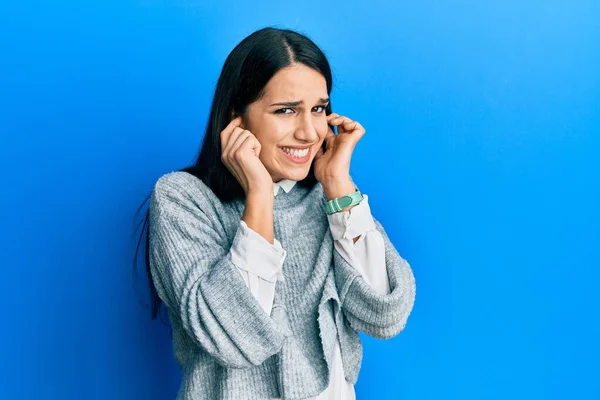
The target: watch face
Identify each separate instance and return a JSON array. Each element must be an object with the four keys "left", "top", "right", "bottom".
[{"left": 338, "top": 196, "right": 353, "bottom": 208}]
